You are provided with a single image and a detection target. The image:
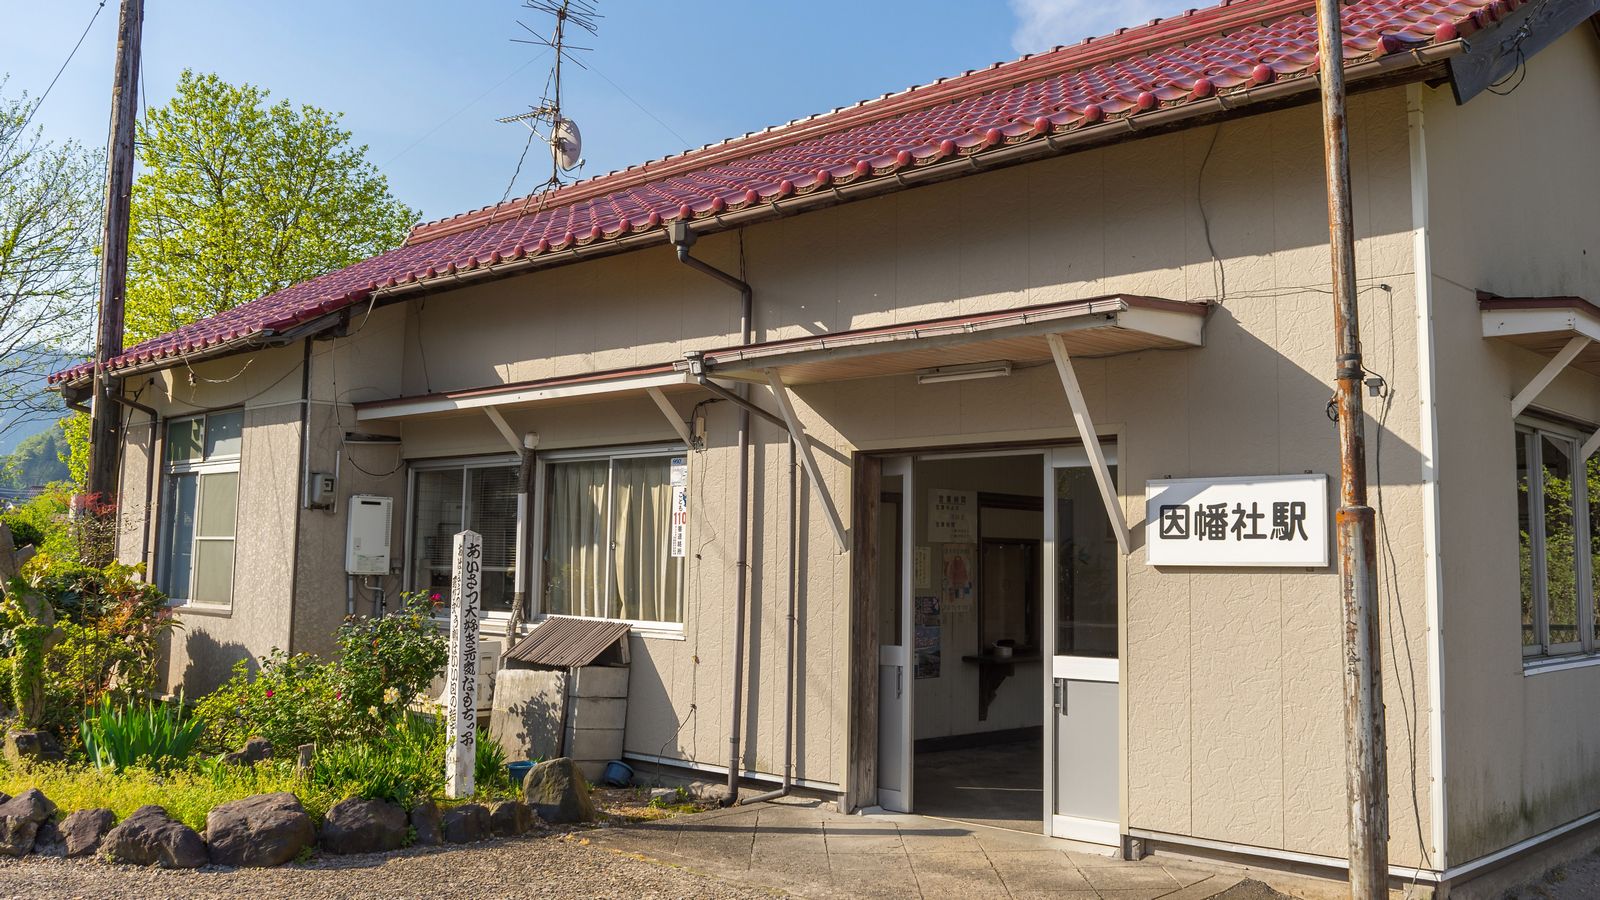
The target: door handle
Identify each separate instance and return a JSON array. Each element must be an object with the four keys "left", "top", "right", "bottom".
[
  {"left": 897, "top": 666, "right": 904, "bottom": 699},
  {"left": 1054, "top": 678, "right": 1066, "bottom": 714}
]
